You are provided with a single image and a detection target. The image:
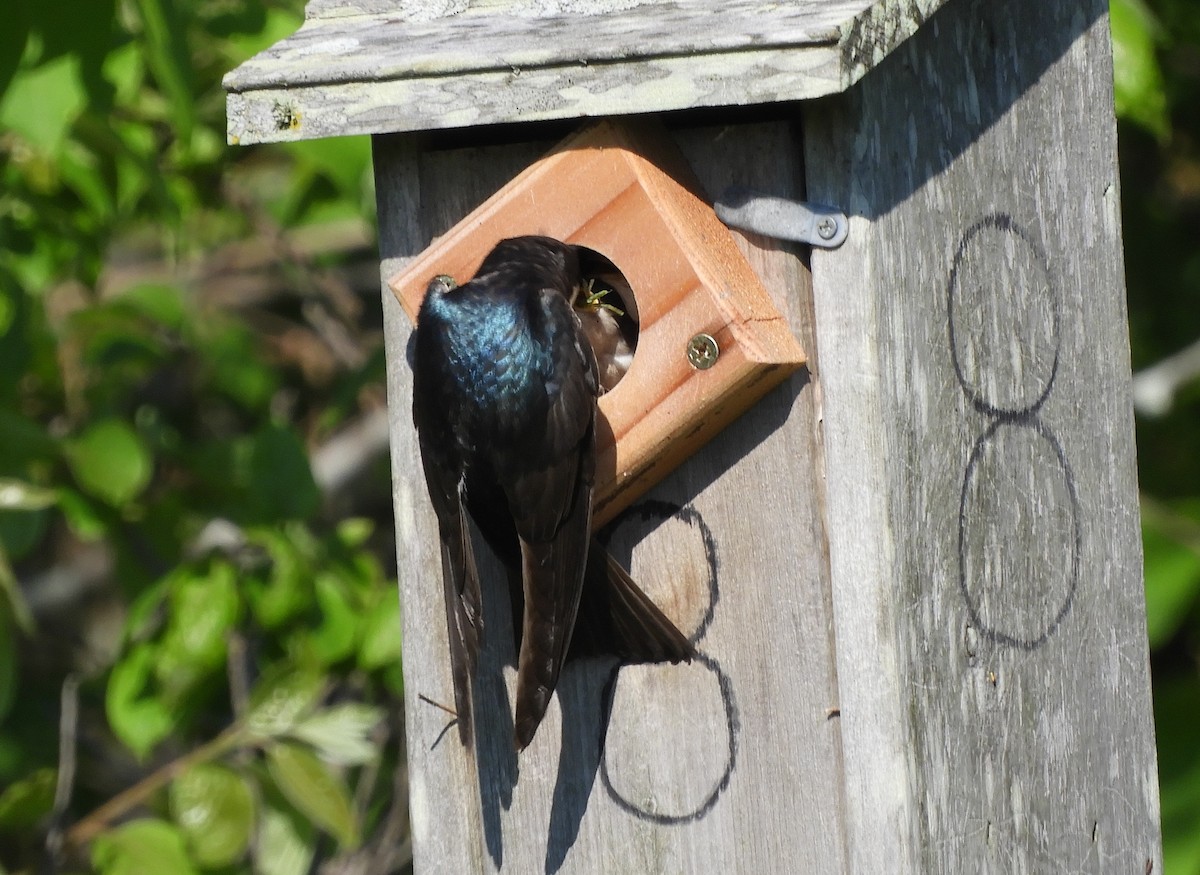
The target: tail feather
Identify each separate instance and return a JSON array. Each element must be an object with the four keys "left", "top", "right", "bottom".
[
  {"left": 439, "top": 507, "right": 482, "bottom": 747},
  {"left": 512, "top": 523, "right": 589, "bottom": 751},
  {"left": 569, "top": 543, "right": 694, "bottom": 664},
  {"left": 510, "top": 538, "right": 692, "bottom": 750}
]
